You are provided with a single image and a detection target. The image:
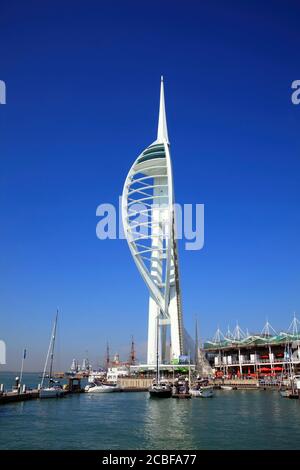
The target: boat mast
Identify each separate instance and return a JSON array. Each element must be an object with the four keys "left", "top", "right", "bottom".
[{"left": 48, "top": 310, "right": 58, "bottom": 386}]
